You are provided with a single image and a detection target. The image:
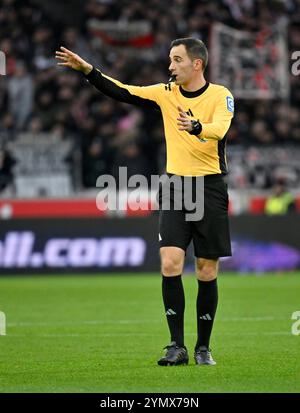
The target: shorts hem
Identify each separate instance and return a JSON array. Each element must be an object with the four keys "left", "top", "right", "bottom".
[
  {"left": 194, "top": 252, "right": 232, "bottom": 259},
  {"left": 159, "top": 242, "right": 187, "bottom": 252}
]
